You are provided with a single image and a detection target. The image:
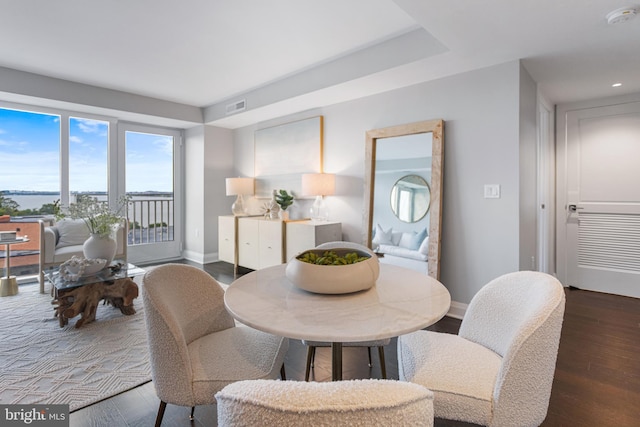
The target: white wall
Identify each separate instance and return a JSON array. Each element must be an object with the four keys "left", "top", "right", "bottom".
[
  {"left": 231, "top": 60, "right": 530, "bottom": 304},
  {"left": 184, "top": 125, "right": 234, "bottom": 264},
  {"left": 184, "top": 126, "right": 205, "bottom": 261},
  {"left": 518, "top": 63, "right": 539, "bottom": 270}
]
